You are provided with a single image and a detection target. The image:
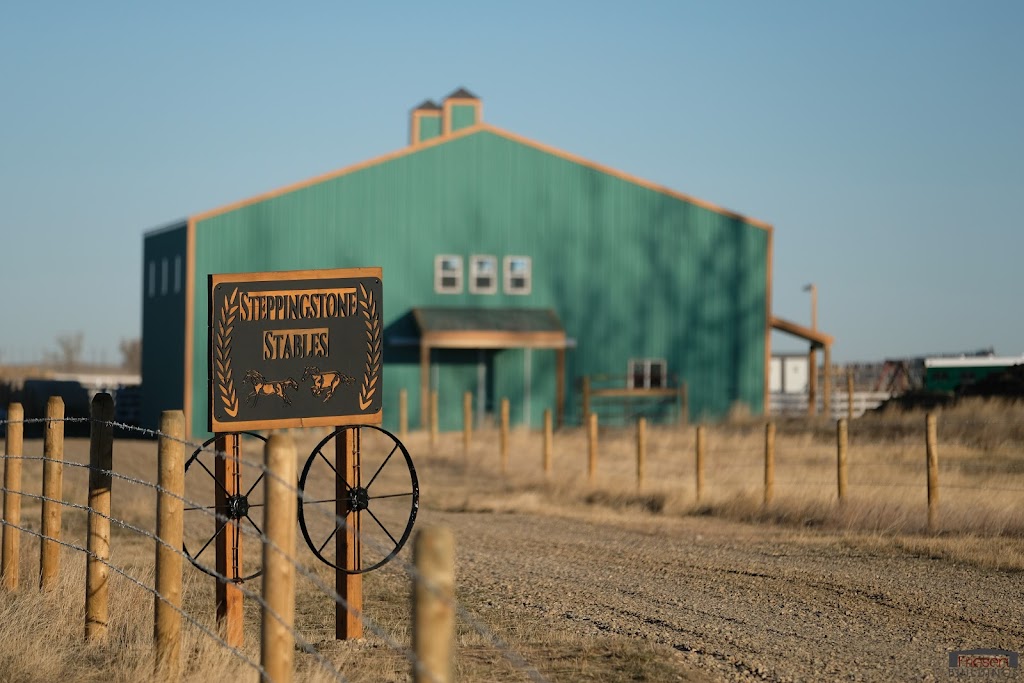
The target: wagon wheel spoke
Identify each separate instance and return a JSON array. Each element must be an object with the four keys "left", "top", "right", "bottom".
[
  {"left": 368, "top": 491, "right": 415, "bottom": 500},
  {"left": 193, "top": 518, "right": 228, "bottom": 561},
  {"left": 244, "top": 515, "right": 263, "bottom": 538},
  {"left": 317, "top": 522, "right": 343, "bottom": 555},
  {"left": 244, "top": 472, "right": 265, "bottom": 499},
  {"left": 365, "top": 507, "right": 400, "bottom": 547},
  {"left": 365, "top": 443, "right": 399, "bottom": 490}
]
